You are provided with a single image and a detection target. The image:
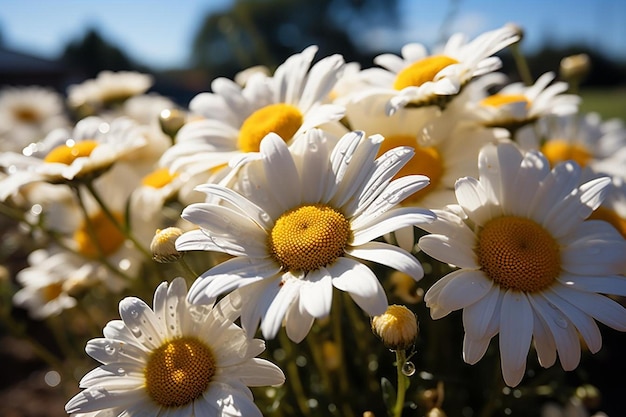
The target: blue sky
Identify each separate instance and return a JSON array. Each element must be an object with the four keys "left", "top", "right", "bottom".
[{"left": 0, "top": 0, "right": 624, "bottom": 70}]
